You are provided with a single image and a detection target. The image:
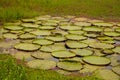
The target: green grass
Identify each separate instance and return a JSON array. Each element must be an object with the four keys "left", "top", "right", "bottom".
[
  {"left": 0, "top": 54, "right": 103, "bottom": 80},
  {"left": 0, "top": 0, "right": 120, "bottom": 22}
]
